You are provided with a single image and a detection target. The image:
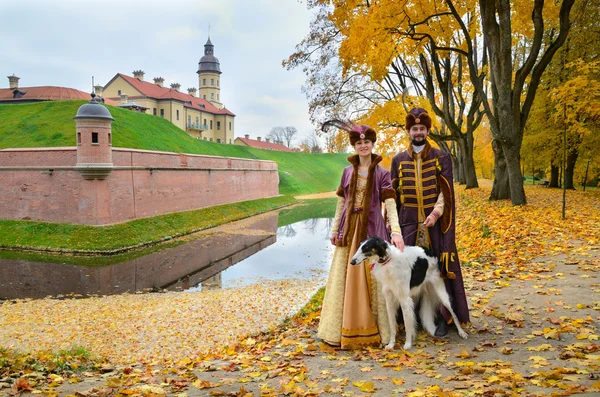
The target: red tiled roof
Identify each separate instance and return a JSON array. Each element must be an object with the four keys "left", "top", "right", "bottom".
[
  {"left": 235, "top": 137, "right": 293, "bottom": 152},
  {"left": 0, "top": 86, "right": 119, "bottom": 106},
  {"left": 111, "top": 73, "right": 235, "bottom": 116},
  {"left": 0, "top": 86, "right": 118, "bottom": 105}
]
